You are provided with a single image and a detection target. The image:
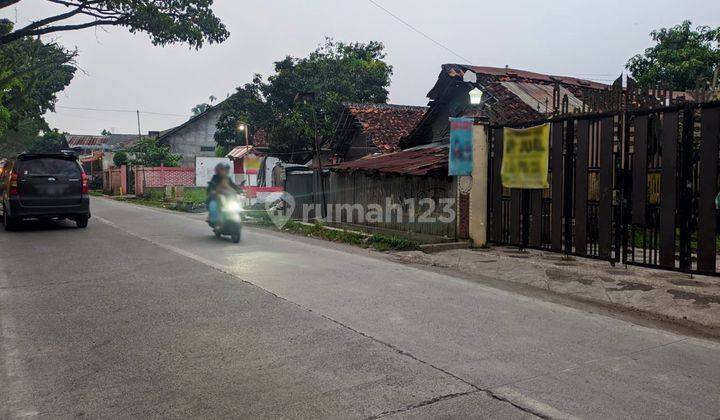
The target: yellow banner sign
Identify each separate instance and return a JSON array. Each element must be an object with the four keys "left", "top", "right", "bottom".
[
  {"left": 244, "top": 155, "right": 261, "bottom": 174},
  {"left": 501, "top": 123, "right": 550, "bottom": 189}
]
